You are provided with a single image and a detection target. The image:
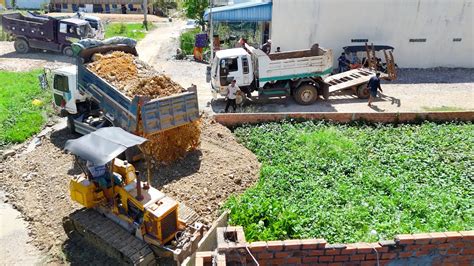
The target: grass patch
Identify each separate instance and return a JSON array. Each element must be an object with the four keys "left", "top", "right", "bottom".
[
  {"left": 422, "top": 106, "right": 465, "bottom": 112},
  {"left": 180, "top": 28, "right": 208, "bottom": 55},
  {"left": 0, "top": 70, "right": 51, "bottom": 146},
  {"left": 104, "top": 22, "right": 155, "bottom": 41},
  {"left": 227, "top": 122, "right": 474, "bottom": 243}
]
